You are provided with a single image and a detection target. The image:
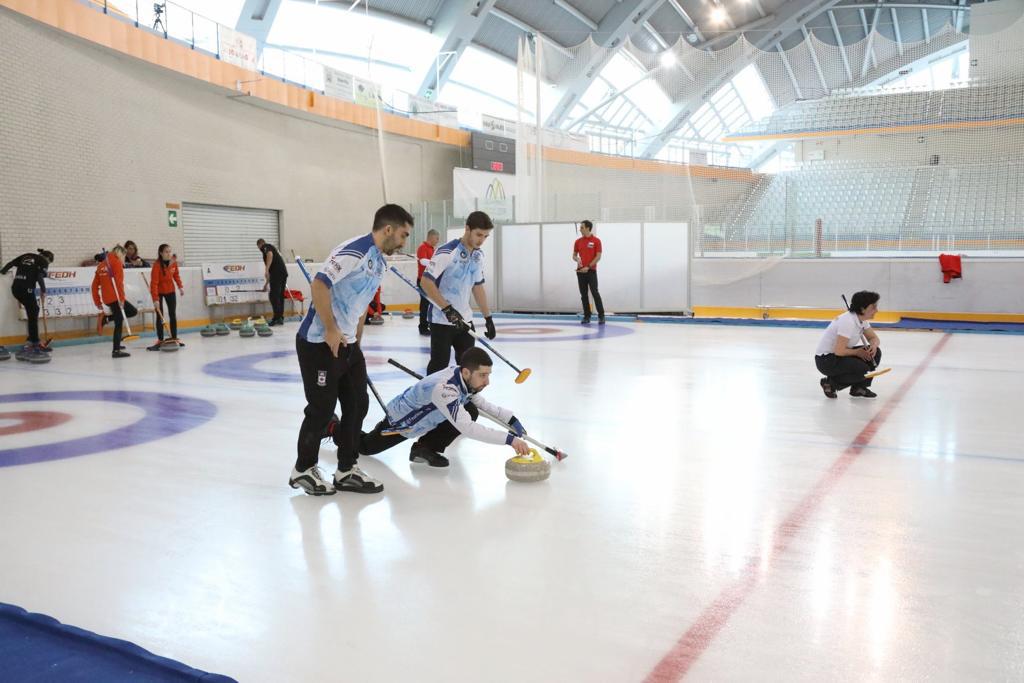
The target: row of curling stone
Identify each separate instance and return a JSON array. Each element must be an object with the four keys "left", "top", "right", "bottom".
[
  {"left": 0, "top": 343, "right": 52, "bottom": 364},
  {"left": 200, "top": 318, "right": 273, "bottom": 338}
]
